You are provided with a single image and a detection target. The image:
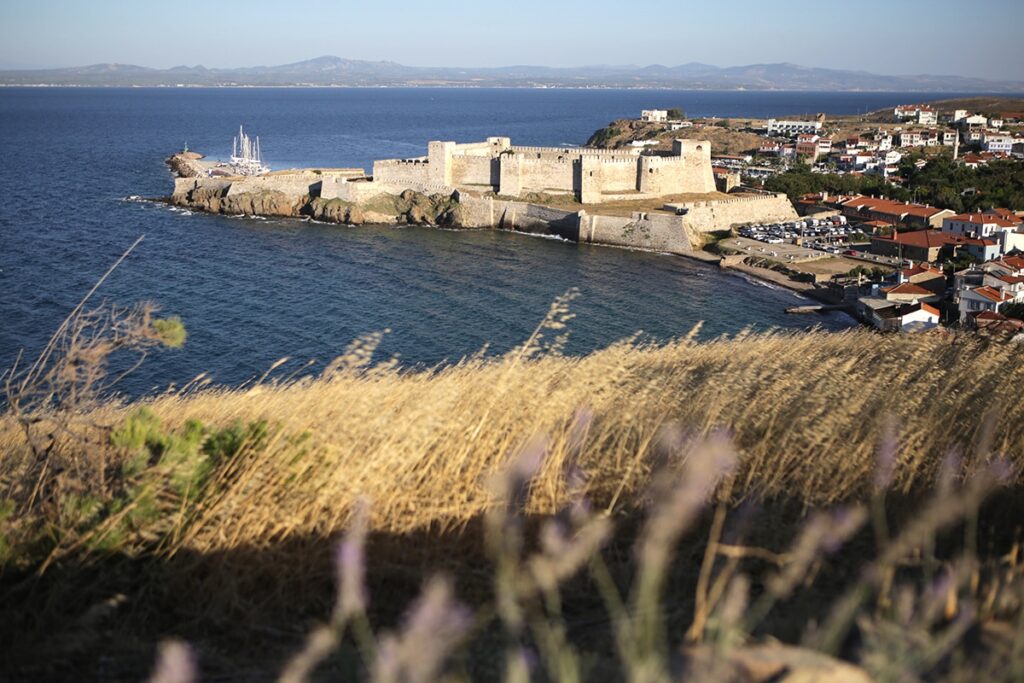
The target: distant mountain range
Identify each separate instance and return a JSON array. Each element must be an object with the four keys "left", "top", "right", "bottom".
[{"left": 2, "top": 56, "right": 1022, "bottom": 92}]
